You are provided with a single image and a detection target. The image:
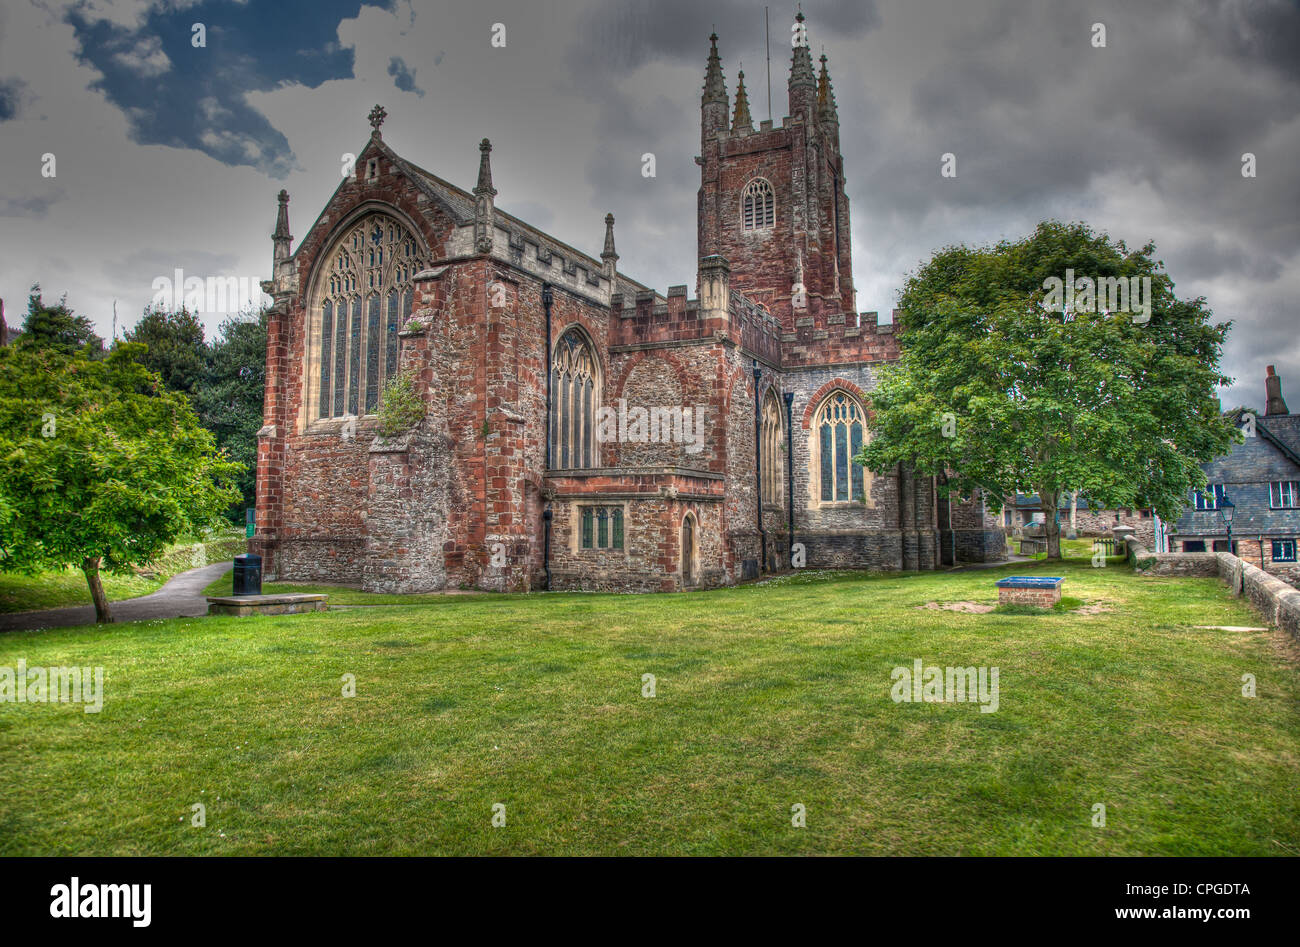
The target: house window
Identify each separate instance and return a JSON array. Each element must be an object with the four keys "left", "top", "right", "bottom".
[
  {"left": 813, "top": 392, "right": 866, "bottom": 503},
  {"left": 1270, "top": 481, "right": 1299, "bottom": 509},
  {"left": 760, "top": 389, "right": 783, "bottom": 506},
  {"left": 580, "top": 506, "right": 623, "bottom": 550},
  {"left": 1193, "top": 484, "right": 1226, "bottom": 510},
  {"left": 741, "top": 178, "right": 775, "bottom": 231},
  {"left": 311, "top": 212, "right": 425, "bottom": 421},
  {"left": 1272, "top": 540, "right": 1298, "bottom": 562},
  {"left": 1182, "top": 540, "right": 1206, "bottom": 552},
  {"left": 551, "top": 328, "right": 599, "bottom": 469}
]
